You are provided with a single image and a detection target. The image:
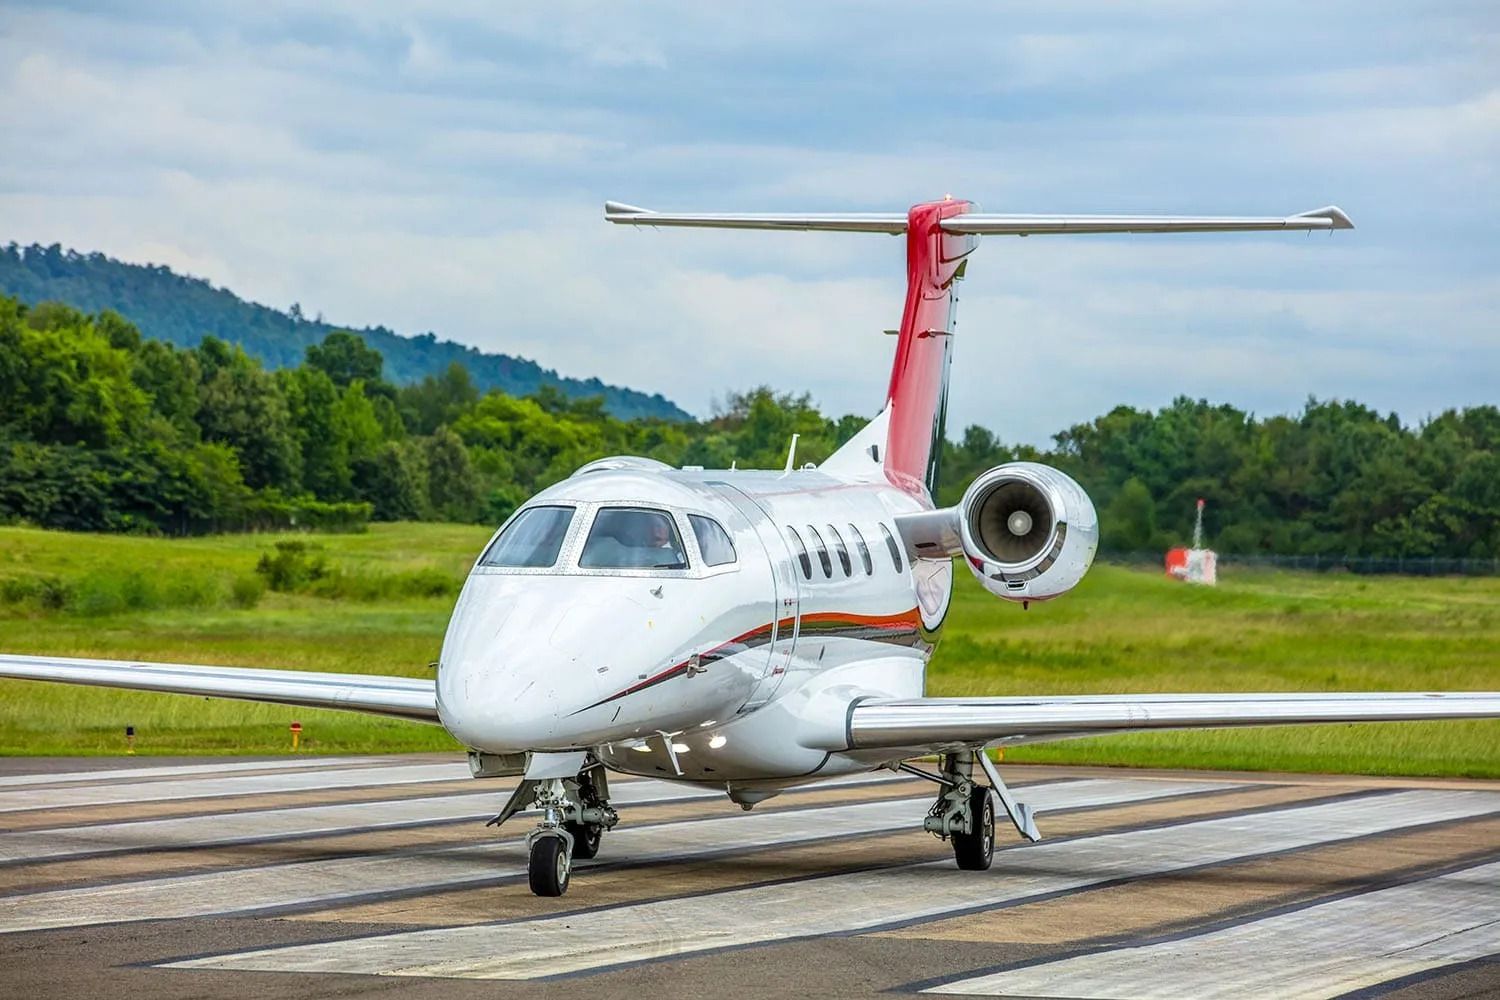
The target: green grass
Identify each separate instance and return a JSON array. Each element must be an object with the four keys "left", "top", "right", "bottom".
[
  {"left": 0, "top": 524, "right": 1496, "bottom": 775},
  {"left": 935, "top": 564, "right": 1500, "bottom": 777}
]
